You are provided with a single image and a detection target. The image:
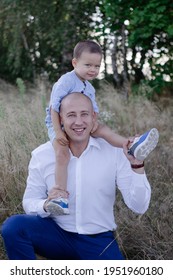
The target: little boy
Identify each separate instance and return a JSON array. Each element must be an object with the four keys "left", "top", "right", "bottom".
[{"left": 45, "top": 40, "right": 159, "bottom": 215}]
